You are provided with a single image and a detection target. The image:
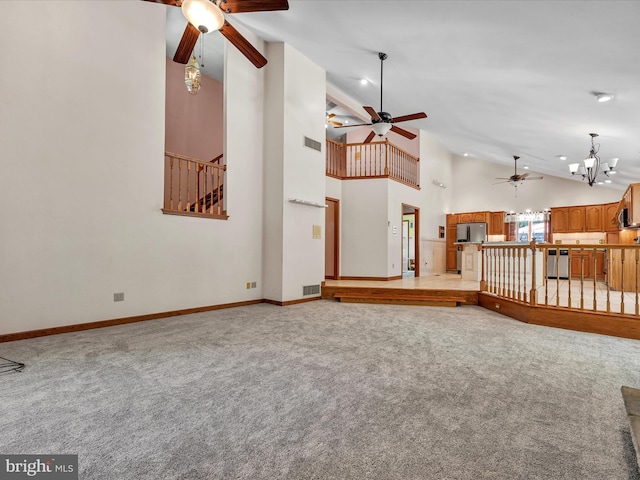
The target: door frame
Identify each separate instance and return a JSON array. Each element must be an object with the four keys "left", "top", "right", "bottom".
[
  {"left": 401, "top": 203, "right": 420, "bottom": 277},
  {"left": 325, "top": 197, "right": 340, "bottom": 280}
]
